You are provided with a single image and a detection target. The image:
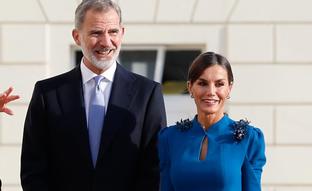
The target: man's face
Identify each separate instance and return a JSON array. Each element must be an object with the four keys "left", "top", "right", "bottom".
[{"left": 73, "top": 8, "right": 124, "bottom": 74}]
